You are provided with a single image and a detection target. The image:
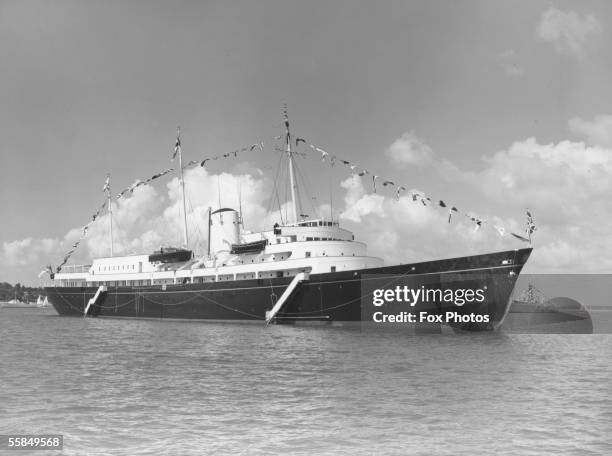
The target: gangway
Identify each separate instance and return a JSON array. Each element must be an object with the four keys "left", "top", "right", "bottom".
[
  {"left": 265, "top": 272, "right": 309, "bottom": 324},
  {"left": 84, "top": 285, "right": 107, "bottom": 317}
]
